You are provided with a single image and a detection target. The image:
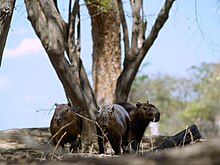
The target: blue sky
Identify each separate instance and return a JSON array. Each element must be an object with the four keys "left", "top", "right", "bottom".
[{"left": 0, "top": 0, "right": 219, "bottom": 131}]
